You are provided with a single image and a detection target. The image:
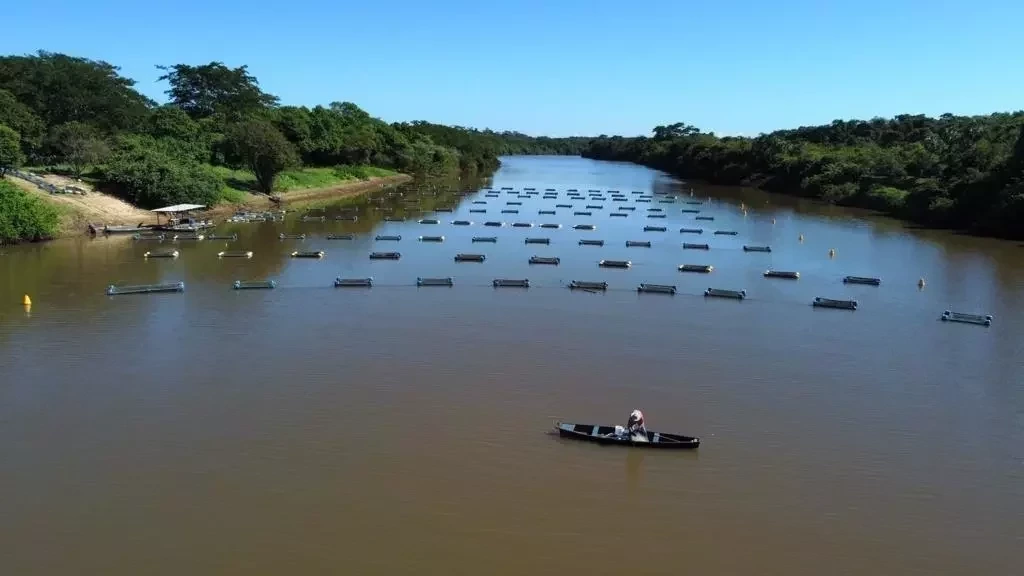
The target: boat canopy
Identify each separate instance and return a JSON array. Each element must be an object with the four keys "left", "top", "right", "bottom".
[{"left": 152, "top": 204, "right": 206, "bottom": 213}]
